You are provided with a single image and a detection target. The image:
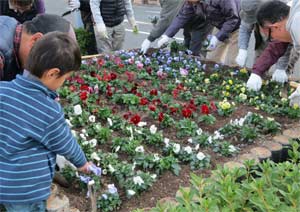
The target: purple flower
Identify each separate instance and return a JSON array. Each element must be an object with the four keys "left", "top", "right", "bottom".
[
  {"left": 107, "top": 184, "right": 118, "bottom": 194},
  {"left": 180, "top": 68, "right": 189, "bottom": 76},
  {"left": 80, "top": 176, "right": 91, "bottom": 184},
  {"left": 88, "top": 164, "right": 102, "bottom": 176}
]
